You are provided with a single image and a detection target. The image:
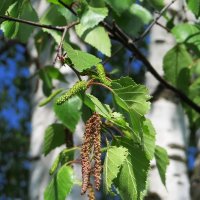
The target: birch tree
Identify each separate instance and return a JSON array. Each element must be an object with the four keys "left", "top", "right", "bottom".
[{"left": 0, "top": 0, "right": 200, "bottom": 200}]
